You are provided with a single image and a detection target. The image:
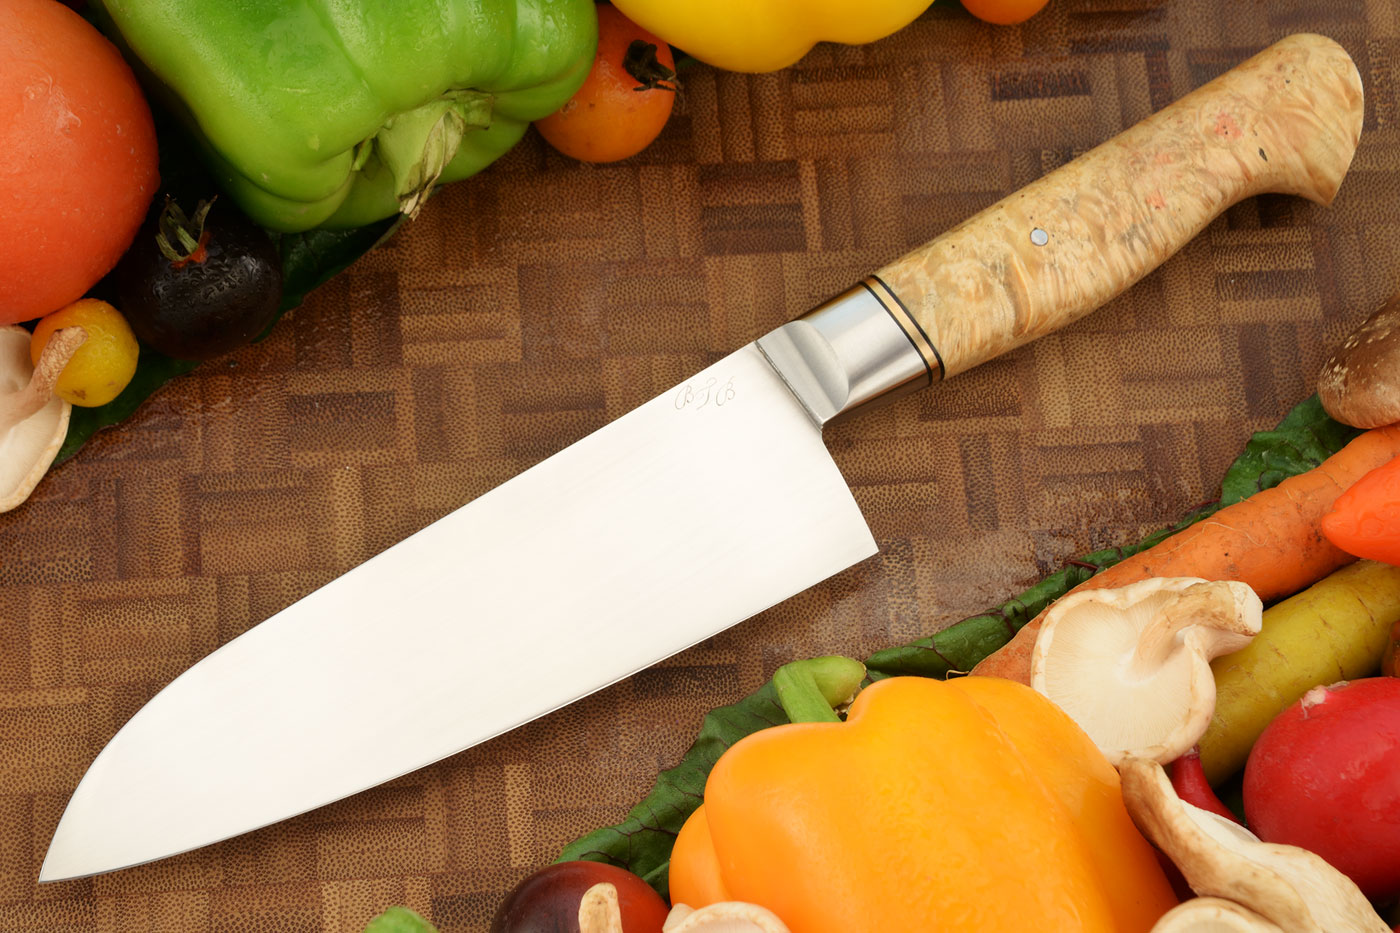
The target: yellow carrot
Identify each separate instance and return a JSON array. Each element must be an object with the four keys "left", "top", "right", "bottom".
[{"left": 1197, "top": 559, "right": 1400, "bottom": 784}]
